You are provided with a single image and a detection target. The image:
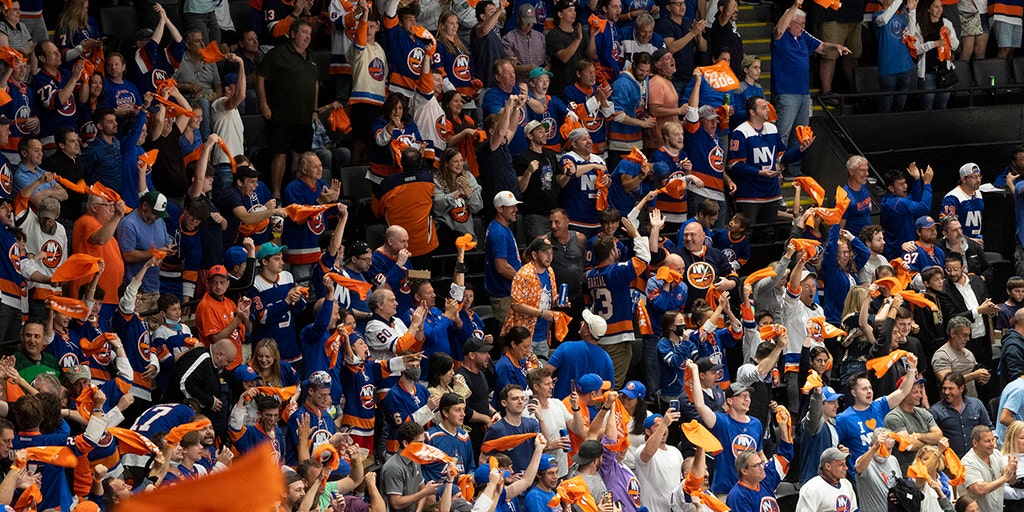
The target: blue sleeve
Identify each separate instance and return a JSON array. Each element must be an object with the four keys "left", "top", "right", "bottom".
[
  {"left": 122, "top": 111, "right": 148, "bottom": 150},
  {"left": 777, "top": 131, "right": 802, "bottom": 164},
  {"left": 850, "top": 232, "right": 871, "bottom": 271},
  {"left": 727, "top": 131, "right": 759, "bottom": 177},
  {"left": 482, "top": 90, "right": 505, "bottom": 116},
  {"left": 714, "top": 328, "right": 738, "bottom": 349}
]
